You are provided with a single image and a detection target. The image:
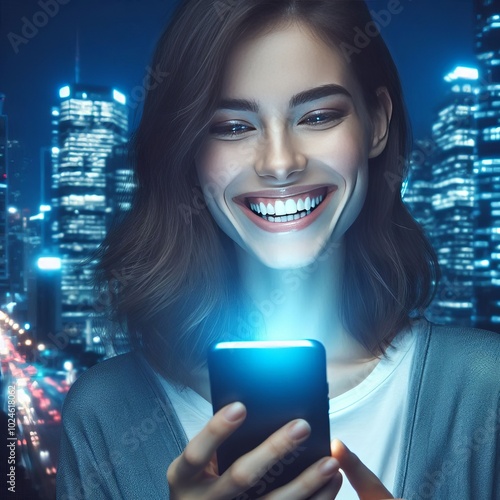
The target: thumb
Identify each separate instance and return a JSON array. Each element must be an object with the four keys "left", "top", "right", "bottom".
[{"left": 330, "top": 439, "right": 395, "bottom": 500}]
